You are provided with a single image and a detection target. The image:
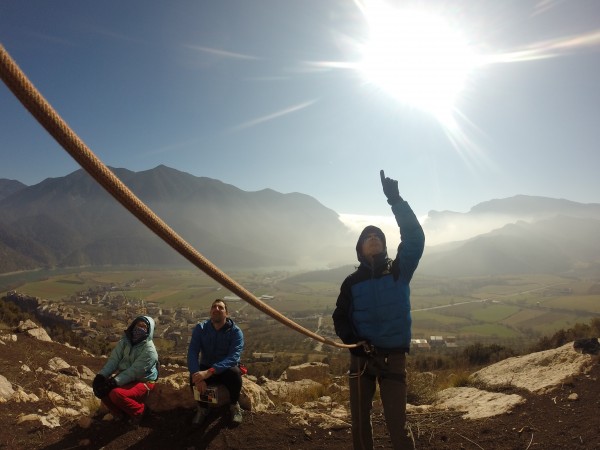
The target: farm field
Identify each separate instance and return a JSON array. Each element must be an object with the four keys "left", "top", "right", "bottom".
[{"left": 3, "top": 267, "right": 599, "bottom": 347}]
